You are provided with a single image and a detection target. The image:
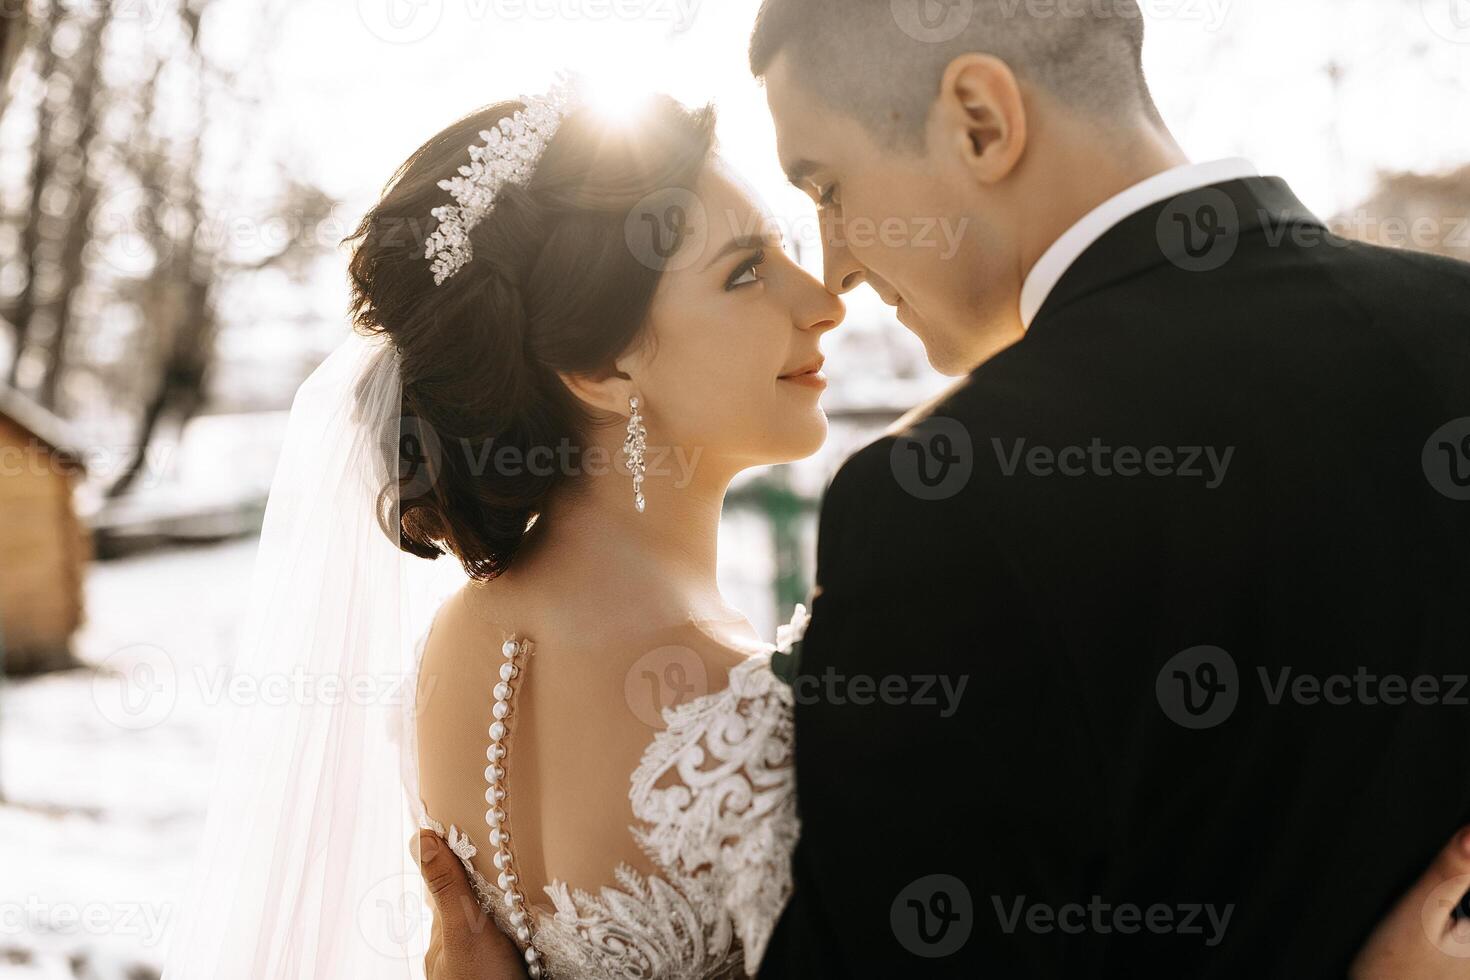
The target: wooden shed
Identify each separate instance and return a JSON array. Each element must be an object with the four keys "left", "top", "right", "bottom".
[{"left": 0, "top": 385, "right": 89, "bottom": 674}]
